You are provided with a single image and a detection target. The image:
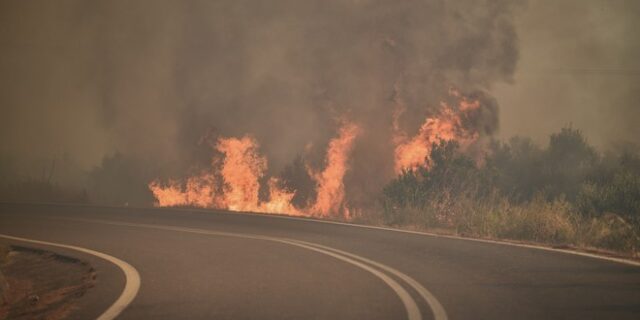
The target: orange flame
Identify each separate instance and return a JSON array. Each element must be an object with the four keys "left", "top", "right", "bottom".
[
  {"left": 148, "top": 173, "right": 222, "bottom": 208},
  {"left": 393, "top": 94, "right": 481, "bottom": 173},
  {"left": 263, "top": 177, "right": 300, "bottom": 215},
  {"left": 215, "top": 136, "right": 265, "bottom": 212},
  {"left": 149, "top": 89, "right": 483, "bottom": 218},
  {"left": 310, "top": 121, "right": 360, "bottom": 218},
  {"left": 149, "top": 135, "right": 302, "bottom": 216},
  {"left": 149, "top": 123, "right": 360, "bottom": 218}
]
